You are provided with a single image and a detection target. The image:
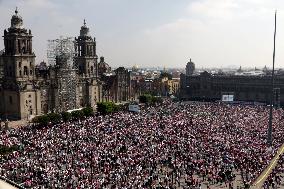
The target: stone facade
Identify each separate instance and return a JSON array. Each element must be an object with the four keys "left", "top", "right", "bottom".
[
  {"left": 0, "top": 10, "right": 132, "bottom": 120},
  {"left": 180, "top": 70, "right": 284, "bottom": 106},
  {"left": 0, "top": 9, "right": 39, "bottom": 120},
  {"left": 101, "top": 67, "right": 131, "bottom": 103}
]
